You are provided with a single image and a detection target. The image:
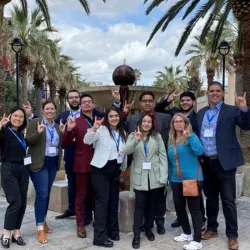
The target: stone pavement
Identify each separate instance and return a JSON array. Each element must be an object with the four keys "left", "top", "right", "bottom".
[{"left": 0, "top": 196, "right": 250, "bottom": 250}]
